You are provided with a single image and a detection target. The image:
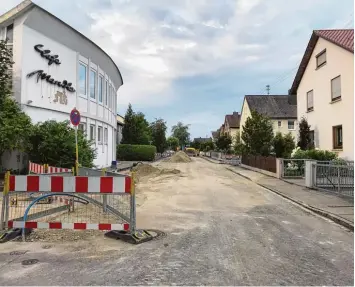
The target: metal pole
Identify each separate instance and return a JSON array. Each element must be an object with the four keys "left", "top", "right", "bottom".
[
  {"left": 130, "top": 172, "right": 136, "bottom": 234},
  {"left": 337, "top": 166, "right": 340, "bottom": 193},
  {"left": 75, "top": 126, "right": 79, "bottom": 176}
]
